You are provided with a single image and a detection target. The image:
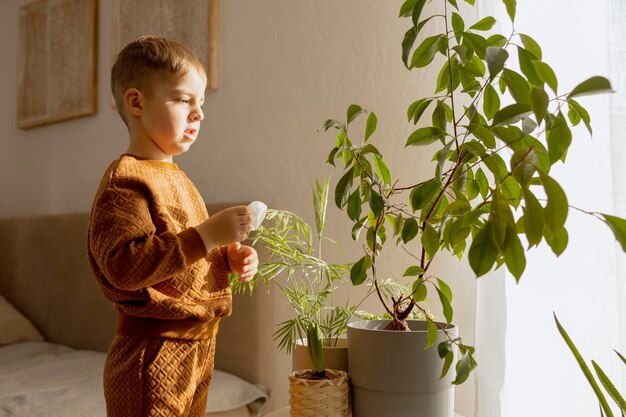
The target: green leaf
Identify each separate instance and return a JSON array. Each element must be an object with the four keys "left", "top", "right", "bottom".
[
  {"left": 411, "top": 179, "right": 440, "bottom": 211},
  {"left": 592, "top": 361, "right": 626, "bottom": 411},
  {"left": 452, "top": 351, "right": 477, "bottom": 385},
  {"left": 517, "top": 47, "right": 543, "bottom": 86},
  {"left": 503, "top": 0, "right": 517, "bottom": 22},
  {"left": 436, "top": 287, "right": 454, "bottom": 324},
  {"left": 326, "top": 147, "right": 339, "bottom": 166},
  {"left": 475, "top": 168, "right": 489, "bottom": 198},
  {"left": 347, "top": 104, "right": 365, "bottom": 124},
  {"left": 485, "top": 46, "right": 509, "bottom": 78},
  {"left": 347, "top": 190, "right": 362, "bottom": 221},
  {"left": 425, "top": 319, "right": 439, "bottom": 349},
  {"left": 406, "top": 127, "right": 446, "bottom": 146},
  {"left": 503, "top": 226, "right": 526, "bottom": 281},
  {"left": 451, "top": 12, "right": 465, "bottom": 40},
  {"left": 411, "top": 0, "right": 428, "bottom": 27},
  {"left": 307, "top": 323, "right": 325, "bottom": 373},
  {"left": 437, "top": 140, "right": 454, "bottom": 184},
  {"left": 615, "top": 350, "right": 626, "bottom": 366},
  {"left": 361, "top": 144, "right": 381, "bottom": 155},
  {"left": 411, "top": 34, "right": 445, "bottom": 68},
  {"left": 530, "top": 87, "right": 549, "bottom": 124},
  {"left": 483, "top": 85, "right": 501, "bottom": 120},
  {"left": 462, "top": 55, "right": 486, "bottom": 78},
  {"left": 404, "top": 265, "right": 425, "bottom": 276},
  {"left": 567, "top": 98, "right": 592, "bottom": 135},
  {"left": 502, "top": 69, "right": 531, "bottom": 104},
  {"left": 473, "top": 126, "right": 496, "bottom": 149},
  {"left": 439, "top": 351, "right": 454, "bottom": 380},
  {"left": 492, "top": 103, "right": 532, "bottom": 127},
  {"left": 350, "top": 255, "right": 372, "bottom": 285},
  {"left": 463, "top": 32, "right": 490, "bottom": 59},
  {"left": 544, "top": 225, "right": 568, "bottom": 256},
  {"left": 402, "top": 217, "right": 419, "bottom": 243},
  {"left": 468, "top": 221, "right": 498, "bottom": 277},
  {"left": 519, "top": 33, "right": 542, "bottom": 60},
  {"left": 533, "top": 61, "right": 558, "bottom": 94},
  {"left": 402, "top": 26, "right": 418, "bottom": 67},
  {"left": 469, "top": 16, "right": 496, "bottom": 31},
  {"left": 352, "top": 221, "right": 364, "bottom": 240},
  {"left": 373, "top": 154, "right": 391, "bottom": 185},
  {"left": 364, "top": 112, "right": 378, "bottom": 142},
  {"left": 447, "top": 0, "right": 459, "bottom": 10},
  {"left": 432, "top": 100, "right": 448, "bottom": 132},
  {"left": 540, "top": 172, "right": 568, "bottom": 234},
  {"left": 511, "top": 148, "right": 538, "bottom": 186},
  {"left": 491, "top": 189, "right": 515, "bottom": 247},
  {"left": 554, "top": 314, "right": 615, "bottom": 417},
  {"left": 422, "top": 223, "right": 440, "bottom": 260},
  {"left": 568, "top": 76, "right": 613, "bottom": 98},
  {"left": 399, "top": 0, "right": 418, "bottom": 17},
  {"left": 412, "top": 278, "right": 428, "bottom": 302},
  {"left": 320, "top": 118, "right": 345, "bottom": 132},
  {"left": 600, "top": 214, "right": 626, "bottom": 252},
  {"left": 522, "top": 189, "right": 544, "bottom": 247},
  {"left": 407, "top": 98, "right": 434, "bottom": 124},
  {"left": 436, "top": 278, "right": 453, "bottom": 302},
  {"left": 393, "top": 214, "right": 405, "bottom": 237},
  {"left": 546, "top": 113, "right": 572, "bottom": 163},
  {"left": 334, "top": 168, "right": 354, "bottom": 209},
  {"left": 369, "top": 190, "right": 384, "bottom": 218}
]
